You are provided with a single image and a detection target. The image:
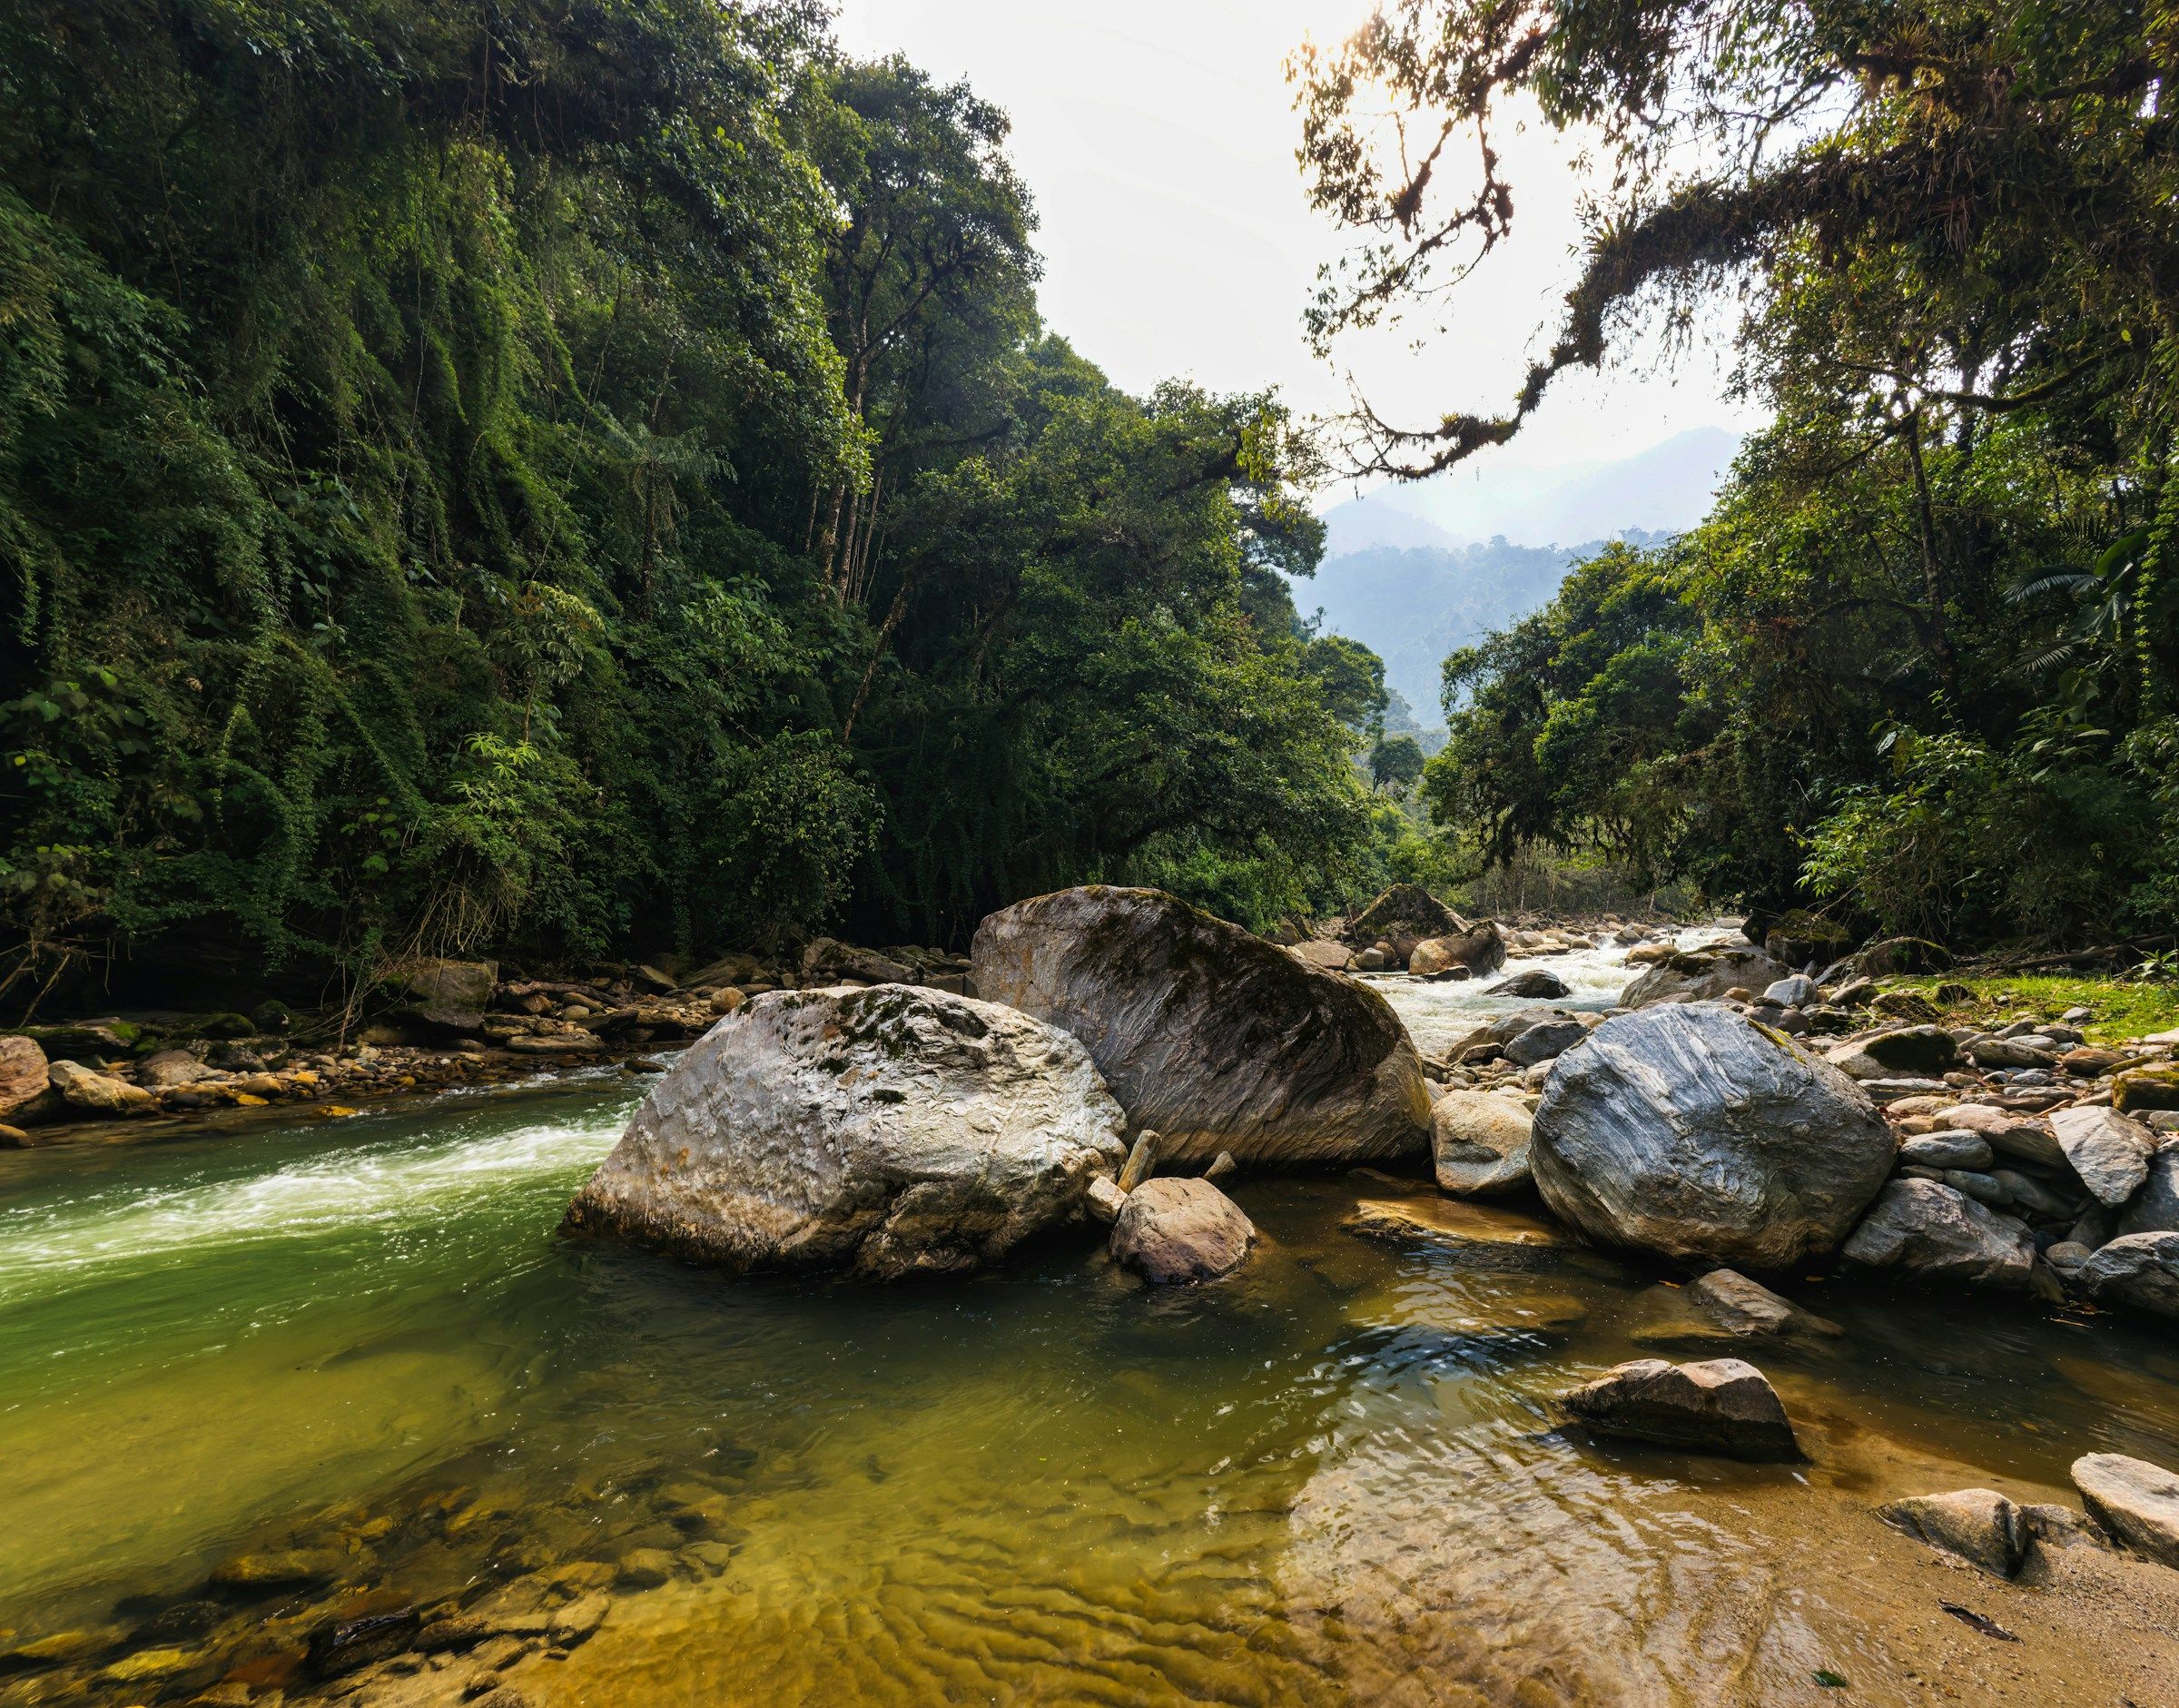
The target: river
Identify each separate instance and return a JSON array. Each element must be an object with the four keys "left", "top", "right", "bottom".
[{"left": 5, "top": 944, "right": 2179, "bottom": 1703}]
